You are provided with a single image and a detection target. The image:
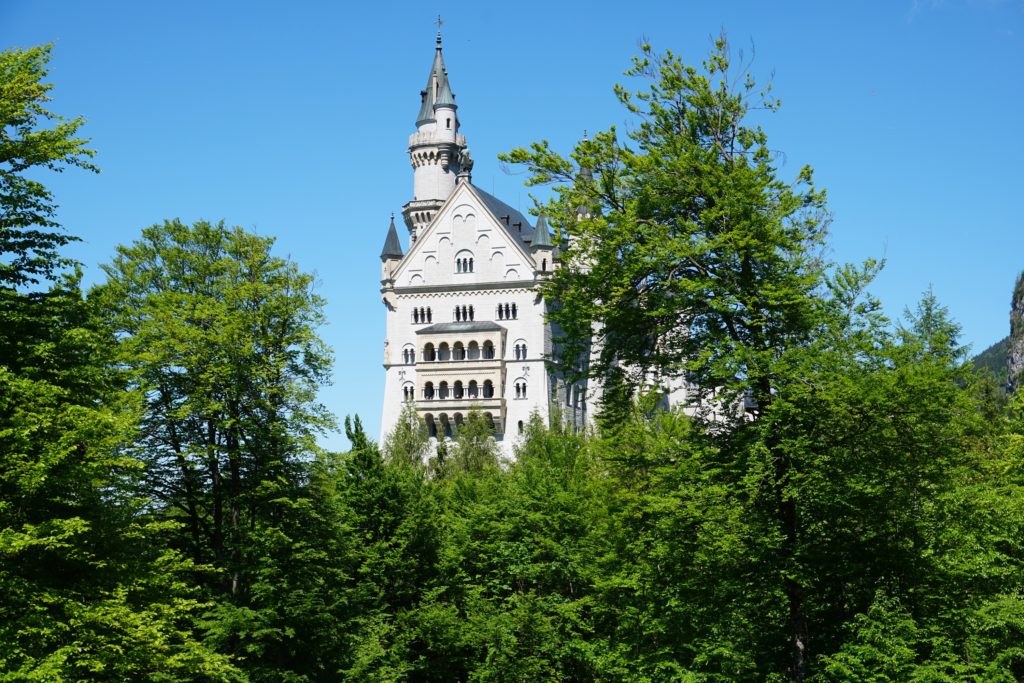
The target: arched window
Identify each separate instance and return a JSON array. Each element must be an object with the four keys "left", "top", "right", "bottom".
[
  {"left": 442, "top": 414, "right": 453, "bottom": 438},
  {"left": 468, "top": 380, "right": 479, "bottom": 398},
  {"left": 427, "top": 308, "right": 432, "bottom": 323},
  {"left": 504, "top": 303, "right": 511, "bottom": 319},
  {"left": 483, "top": 380, "right": 494, "bottom": 398},
  {"left": 484, "top": 412, "right": 498, "bottom": 433},
  {"left": 453, "top": 381, "right": 464, "bottom": 399},
  {"left": 413, "top": 309, "right": 420, "bottom": 324},
  {"left": 511, "top": 303, "right": 517, "bottom": 319},
  {"left": 439, "top": 381, "right": 449, "bottom": 400},
  {"left": 497, "top": 304, "right": 504, "bottom": 320},
  {"left": 424, "top": 382, "right": 435, "bottom": 400},
  {"left": 518, "top": 420, "right": 524, "bottom": 434},
  {"left": 542, "top": 259, "right": 547, "bottom": 272},
  {"left": 454, "top": 306, "right": 461, "bottom": 321},
  {"left": 482, "top": 341, "right": 495, "bottom": 359},
  {"left": 455, "top": 250, "right": 474, "bottom": 274},
  {"left": 468, "top": 305, "right": 474, "bottom": 321},
  {"left": 423, "top": 343, "right": 436, "bottom": 362},
  {"left": 468, "top": 341, "right": 480, "bottom": 360},
  {"left": 453, "top": 342, "right": 465, "bottom": 360},
  {"left": 425, "top": 414, "right": 437, "bottom": 438},
  {"left": 454, "top": 413, "right": 464, "bottom": 431},
  {"left": 514, "top": 380, "right": 527, "bottom": 399},
  {"left": 438, "top": 342, "right": 450, "bottom": 361}
]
